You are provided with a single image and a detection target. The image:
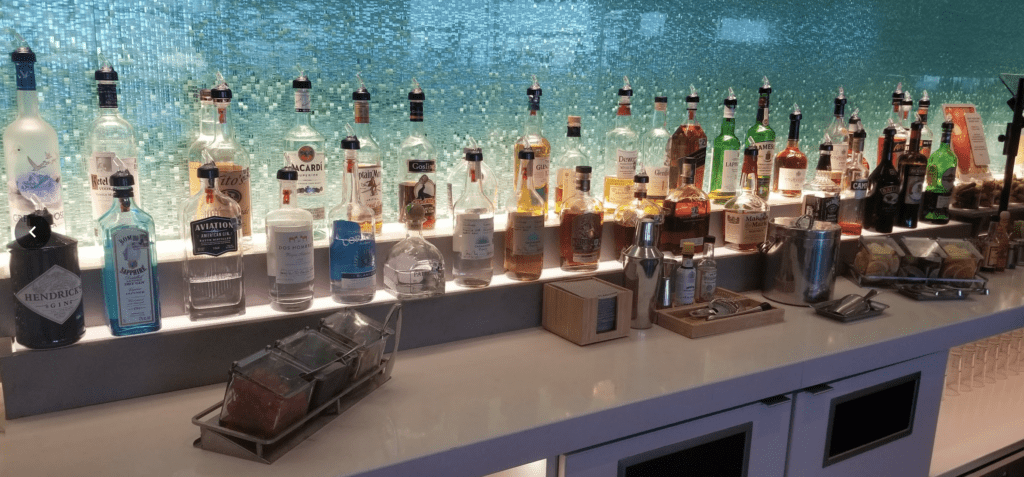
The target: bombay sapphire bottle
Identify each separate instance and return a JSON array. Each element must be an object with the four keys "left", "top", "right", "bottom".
[
  {"left": 99, "top": 170, "right": 160, "bottom": 336},
  {"left": 328, "top": 135, "right": 376, "bottom": 304}
]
